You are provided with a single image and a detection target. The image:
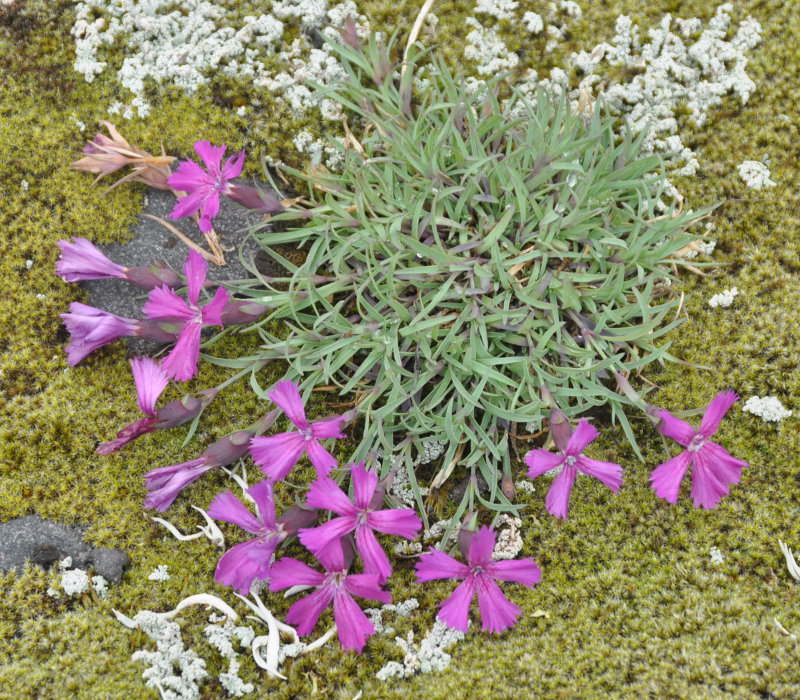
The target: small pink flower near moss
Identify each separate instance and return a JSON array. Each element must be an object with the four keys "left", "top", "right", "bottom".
[
  {"left": 249, "top": 381, "right": 347, "bottom": 481},
  {"left": 525, "top": 418, "right": 623, "bottom": 519},
  {"left": 649, "top": 390, "right": 747, "bottom": 509},
  {"left": 269, "top": 540, "right": 390, "bottom": 653},
  {"left": 143, "top": 250, "right": 228, "bottom": 381},
  {"left": 298, "top": 462, "right": 422, "bottom": 582},
  {"left": 415, "top": 525, "right": 541, "bottom": 634},
  {"left": 168, "top": 141, "right": 245, "bottom": 233},
  {"left": 208, "top": 481, "right": 317, "bottom": 594}
]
